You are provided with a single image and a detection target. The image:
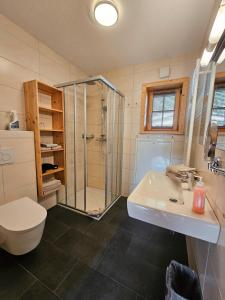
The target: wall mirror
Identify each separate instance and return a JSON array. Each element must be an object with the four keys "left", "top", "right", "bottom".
[
  {"left": 211, "top": 65, "right": 225, "bottom": 150},
  {"left": 198, "top": 38, "right": 225, "bottom": 155}
]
